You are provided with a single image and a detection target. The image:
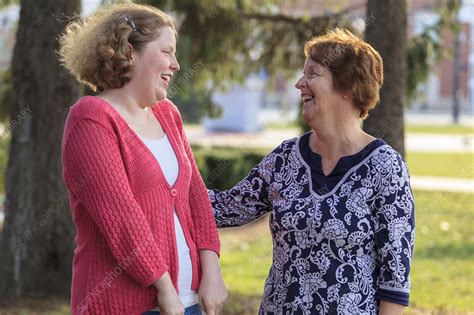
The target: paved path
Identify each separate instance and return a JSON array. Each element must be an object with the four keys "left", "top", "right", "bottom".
[
  {"left": 185, "top": 126, "right": 473, "bottom": 194},
  {"left": 407, "top": 134, "right": 474, "bottom": 153},
  {"left": 410, "top": 176, "right": 473, "bottom": 193},
  {"left": 186, "top": 126, "right": 474, "bottom": 153}
]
